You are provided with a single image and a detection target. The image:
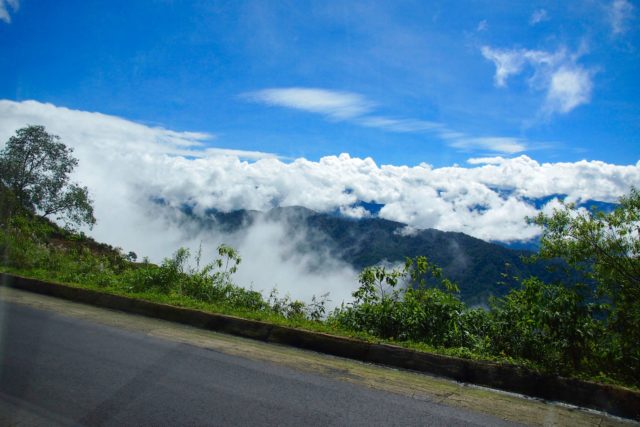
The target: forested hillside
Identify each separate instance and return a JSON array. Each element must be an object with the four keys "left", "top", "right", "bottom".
[{"left": 177, "top": 204, "right": 572, "bottom": 305}]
